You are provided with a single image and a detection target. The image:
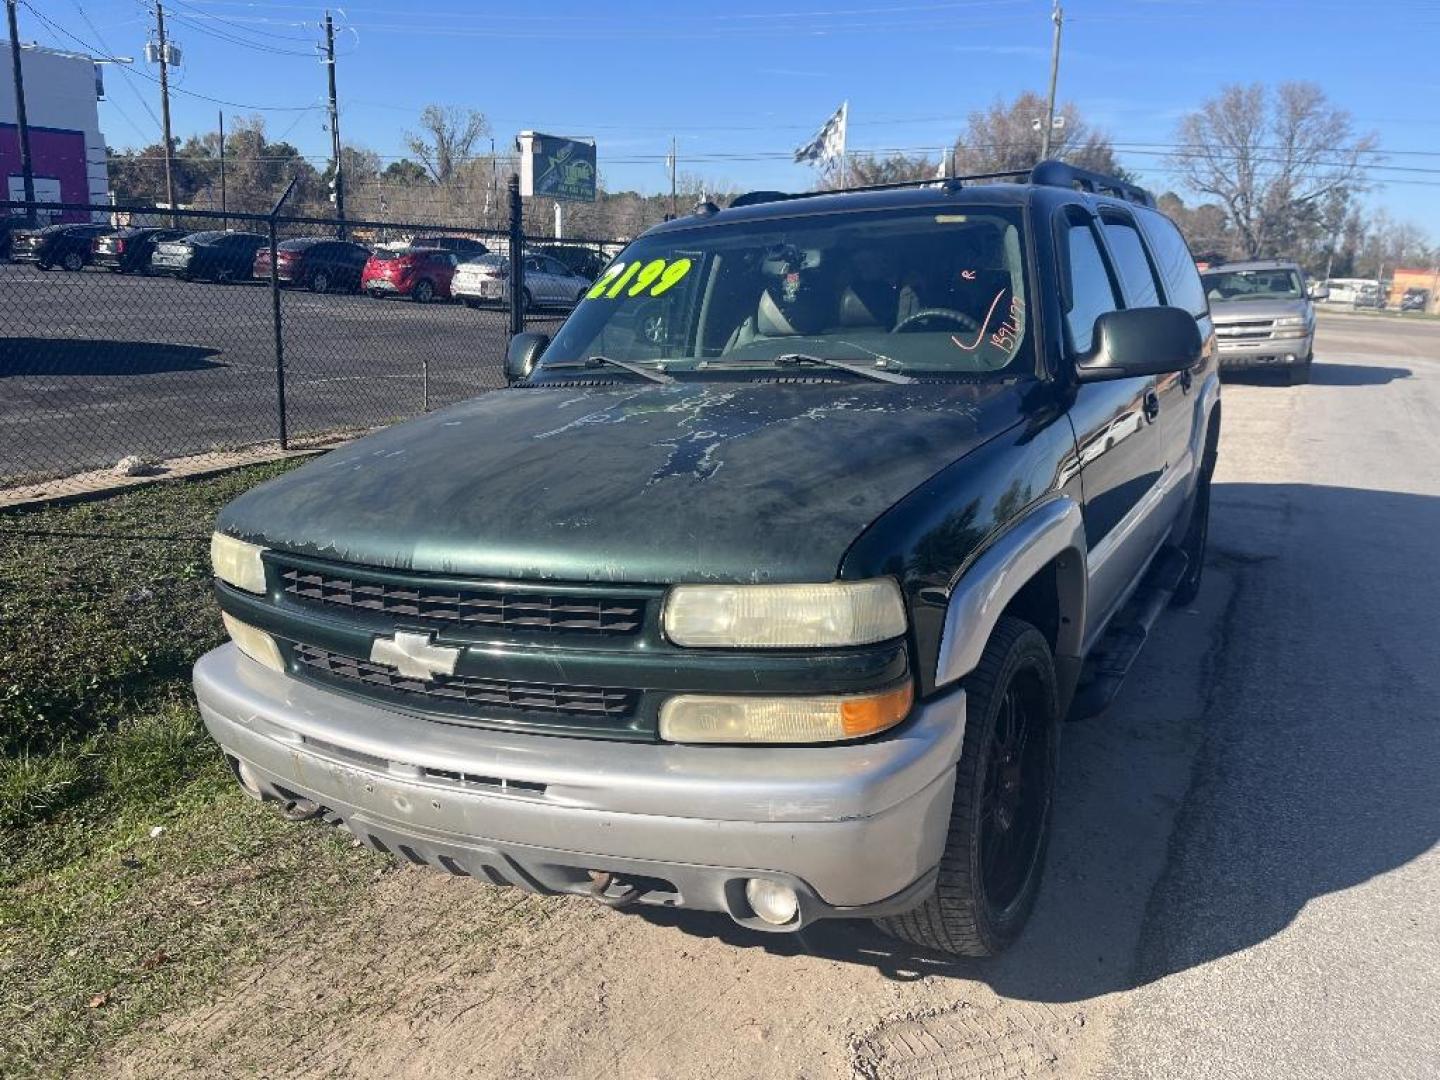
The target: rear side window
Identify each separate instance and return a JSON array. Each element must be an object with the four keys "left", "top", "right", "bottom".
[
  {"left": 1135, "top": 208, "right": 1207, "bottom": 317},
  {"left": 1064, "top": 221, "right": 1120, "bottom": 355},
  {"left": 1101, "top": 216, "right": 1162, "bottom": 308}
]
